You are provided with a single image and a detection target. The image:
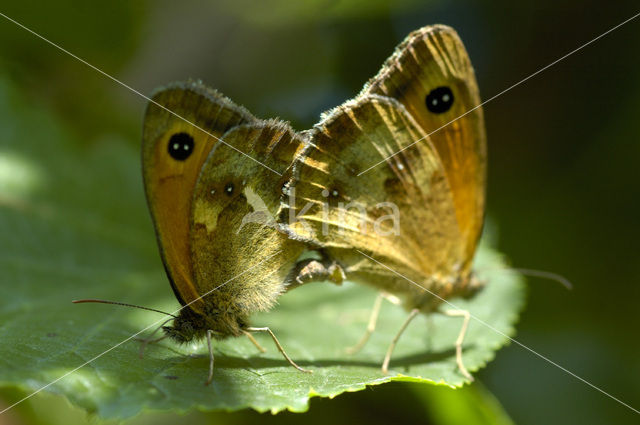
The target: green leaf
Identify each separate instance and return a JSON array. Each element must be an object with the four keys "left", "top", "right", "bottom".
[{"left": 0, "top": 75, "right": 526, "bottom": 419}]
